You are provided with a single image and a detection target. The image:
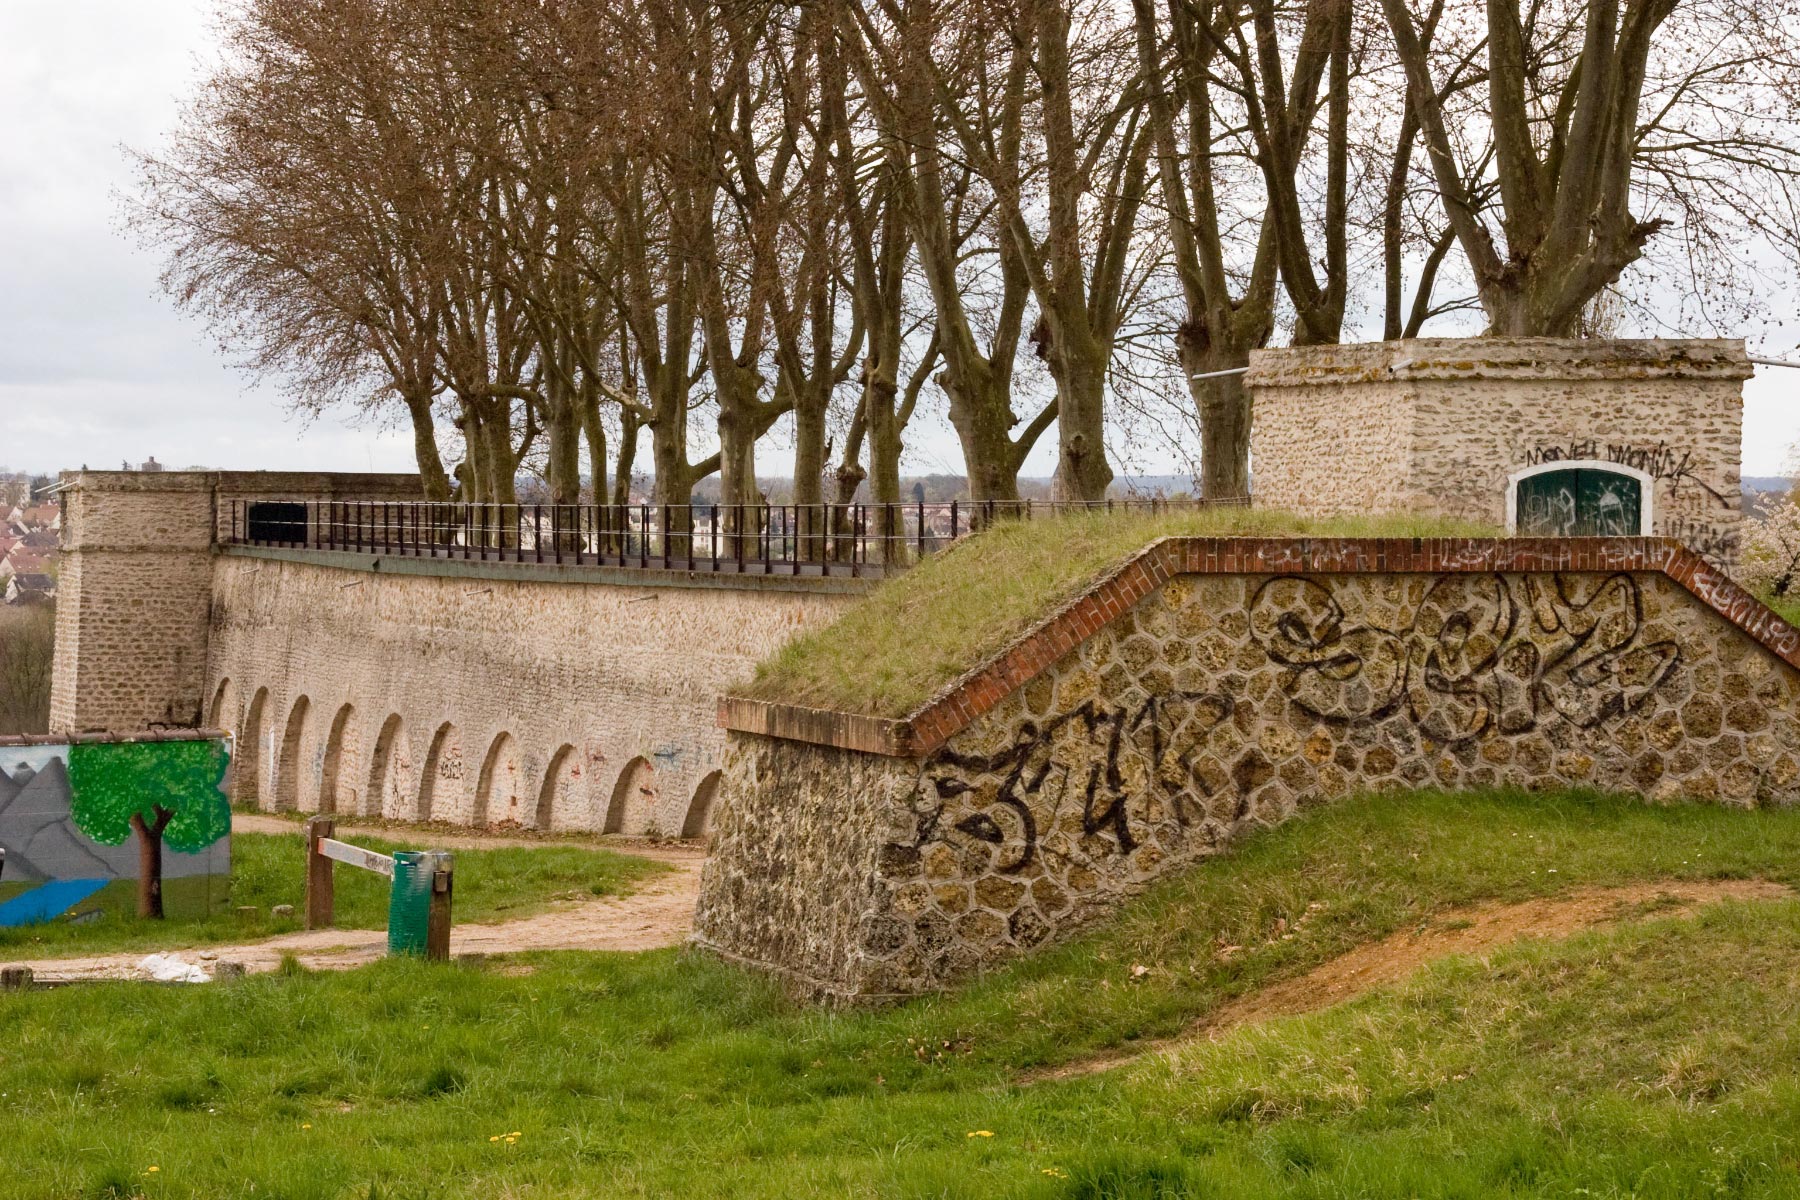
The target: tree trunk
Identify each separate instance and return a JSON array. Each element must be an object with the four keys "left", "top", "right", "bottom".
[
  {"left": 940, "top": 363, "right": 1025, "bottom": 505},
  {"left": 404, "top": 391, "right": 451, "bottom": 501},
  {"left": 545, "top": 398, "right": 582, "bottom": 508},
  {"left": 1048, "top": 344, "right": 1113, "bottom": 502},
  {"left": 580, "top": 395, "right": 607, "bottom": 506},
  {"left": 1179, "top": 338, "right": 1254, "bottom": 500},
  {"left": 130, "top": 807, "right": 172, "bottom": 919}
]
